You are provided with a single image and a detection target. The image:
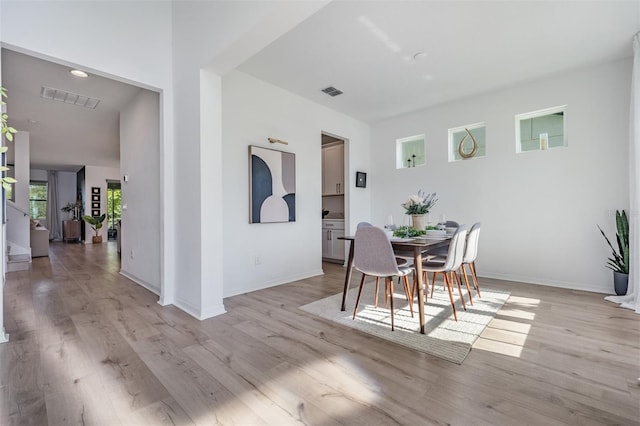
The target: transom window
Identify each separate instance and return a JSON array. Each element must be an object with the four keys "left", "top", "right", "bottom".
[
  {"left": 516, "top": 105, "right": 567, "bottom": 152},
  {"left": 396, "top": 134, "right": 425, "bottom": 169},
  {"left": 448, "top": 123, "right": 486, "bottom": 161}
]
